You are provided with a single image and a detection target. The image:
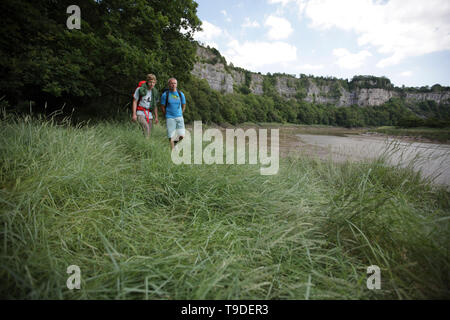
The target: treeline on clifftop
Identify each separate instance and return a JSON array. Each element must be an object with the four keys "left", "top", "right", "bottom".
[
  {"left": 183, "top": 76, "right": 450, "bottom": 128},
  {"left": 1, "top": 1, "right": 449, "bottom": 128}
]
